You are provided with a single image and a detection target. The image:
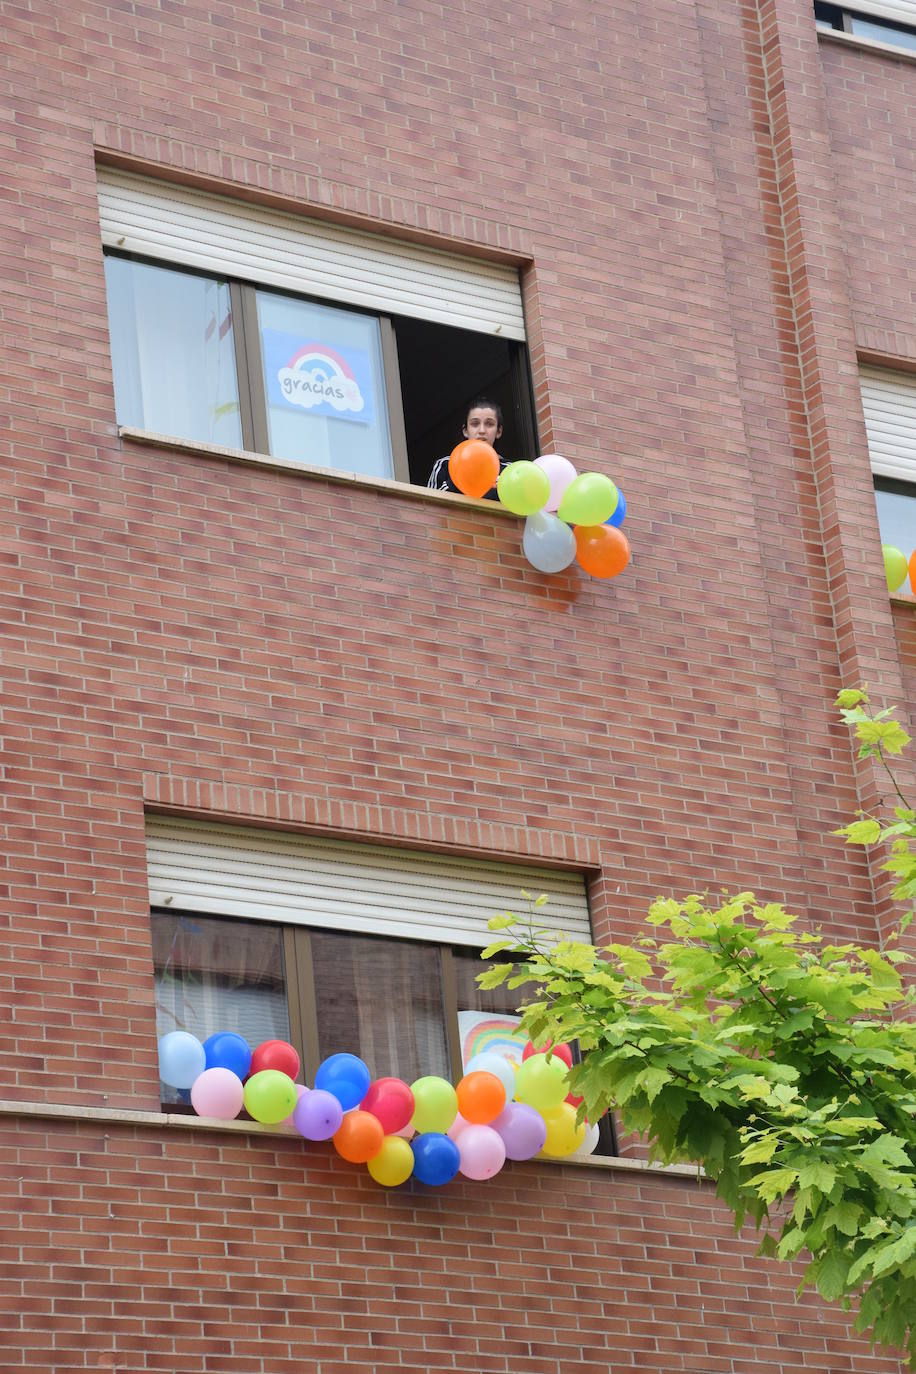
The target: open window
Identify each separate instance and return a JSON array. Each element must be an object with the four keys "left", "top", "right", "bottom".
[{"left": 99, "top": 169, "right": 538, "bottom": 490}]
